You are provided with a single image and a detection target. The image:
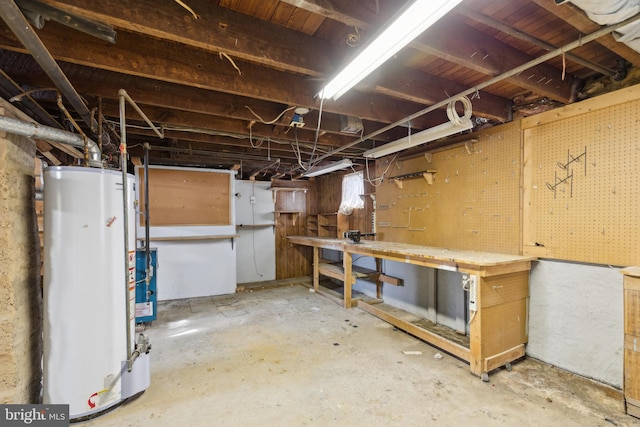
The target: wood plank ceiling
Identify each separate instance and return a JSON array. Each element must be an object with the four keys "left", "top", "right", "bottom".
[{"left": 1, "top": 0, "right": 639, "bottom": 180}]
